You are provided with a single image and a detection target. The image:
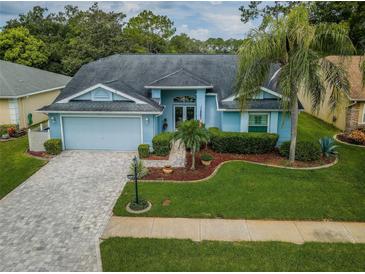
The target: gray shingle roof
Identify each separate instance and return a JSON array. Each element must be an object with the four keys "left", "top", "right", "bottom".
[
  {"left": 50, "top": 54, "right": 284, "bottom": 112},
  {"left": 0, "top": 60, "right": 71, "bottom": 98},
  {"left": 55, "top": 54, "right": 239, "bottom": 103},
  {"left": 39, "top": 101, "right": 163, "bottom": 113},
  {"left": 145, "top": 68, "right": 213, "bottom": 88},
  {"left": 221, "top": 99, "right": 304, "bottom": 110}
]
